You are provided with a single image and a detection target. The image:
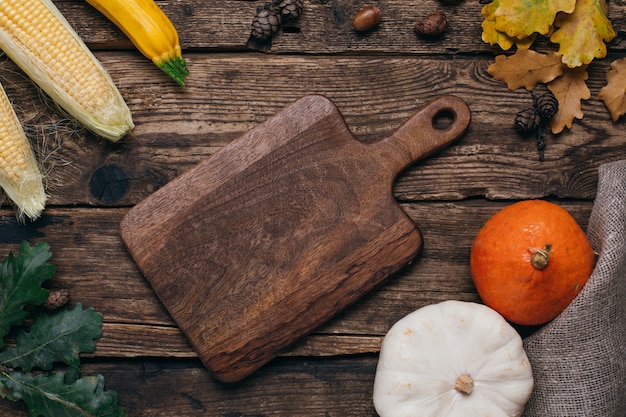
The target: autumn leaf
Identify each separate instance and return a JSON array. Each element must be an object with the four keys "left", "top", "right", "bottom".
[
  {"left": 482, "top": 0, "right": 537, "bottom": 50},
  {"left": 550, "top": 0, "right": 616, "bottom": 68},
  {"left": 599, "top": 58, "right": 626, "bottom": 121},
  {"left": 493, "top": 0, "right": 576, "bottom": 39},
  {"left": 515, "top": 35, "right": 537, "bottom": 50},
  {"left": 482, "top": 0, "right": 516, "bottom": 50},
  {"left": 488, "top": 49, "right": 564, "bottom": 90},
  {"left": 548, "top": 65, "right": 590, "bottom": 133}
]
